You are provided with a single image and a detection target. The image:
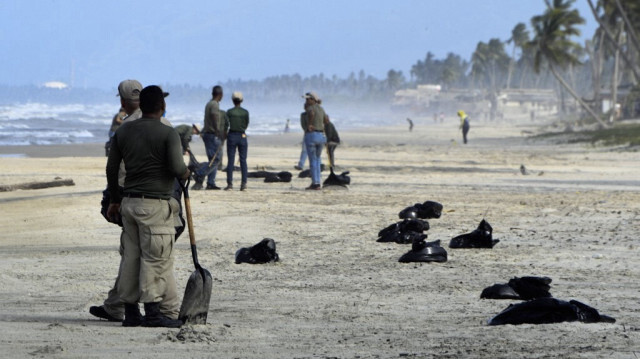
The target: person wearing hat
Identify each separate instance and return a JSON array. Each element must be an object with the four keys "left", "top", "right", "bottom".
[
  {"left": 458, "top": 110, "right": 470, "bottom": 144},
  {"left": 301, "top": 91, "right": 327, "bottom": 190},
  {"left": 224, "top": 91, "right": 250, "bottom": 191},
  {"left": 175, "top": 123, "right": 201, "bottom": 154},
  {"left": 106, "top": 85, "right": 189, "bottom": 328},
  {"left": 91, "top": 80, "right": 185, "bottom": 326},
  {"left": 194, "top": 85, "right": 224, "bottom": 190}
]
